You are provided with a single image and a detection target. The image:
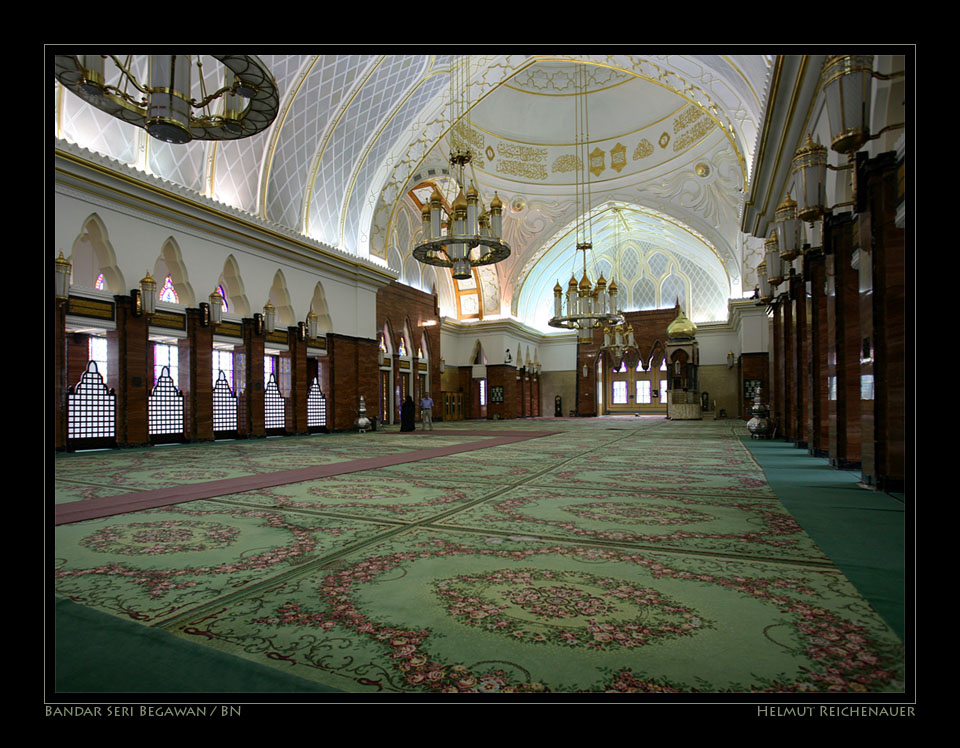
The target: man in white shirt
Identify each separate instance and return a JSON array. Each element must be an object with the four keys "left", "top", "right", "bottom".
[{"left": 419, "top": 393, "right": 434, "bottom": 430}]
